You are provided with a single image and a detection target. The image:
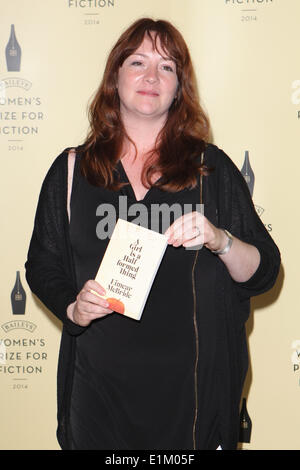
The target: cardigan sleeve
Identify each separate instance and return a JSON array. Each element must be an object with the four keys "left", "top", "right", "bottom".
[
  {"left": 25, "top": 151, "right": 86, "bottom": 336},
  {"left": 213, "top": 146, "right": 281, "bottom": 300}
]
